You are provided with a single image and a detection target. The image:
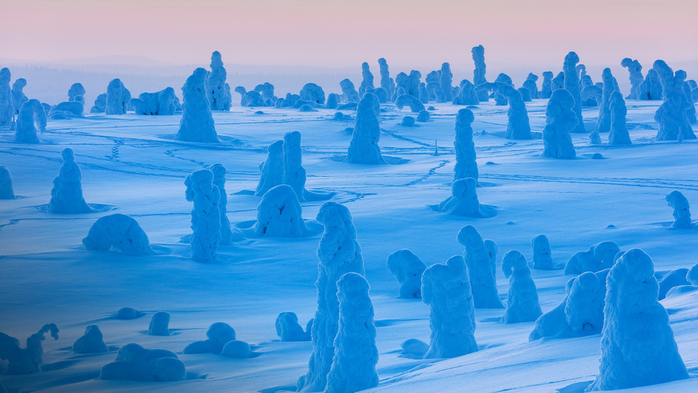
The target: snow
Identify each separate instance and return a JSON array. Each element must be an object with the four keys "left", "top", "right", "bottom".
[
  {"left": 0, "top": 166, "right": 14, "bottom": 199},
  {"left": 11, "top": 79, "right": 28, "bottom": 117},
  {"left": 609, "top": 91, "right": 631, "bottom": 145},
  {"left": 665, "top": 190, "right": 691, "bottom": 228},
  {"left": 210, "top": 164, "right": 233, "bottom": 245},
  {"left": 105, "top": 79, "right": 130, "bottom": 115},
  {"left": 501, "top": 250, "right": 542, "bottom": 323},
  {"left": 148, "top": 312, "right": 171, "bottom": 336},
  {"left": 220, "top": 340, "right": 251, "bottom": 358},
  {"left": 378, "top": 58, "right": 394, "bottom": 101},
  {"left": 254, "top": 184, "right": 308, "bottom": 237},
  {"left": 132, "top": 87, "right": 177, "bottom": 116},
  {"left": 0, "top": 68, "right": 14, "bottom": 126},
  {"left": 68, "top": 83, "right": 86, "bottom": 103},
  {"left": 386, "top": 249, "right": 426, "bottom": 299},
  {"left": 395, "top": 94, "right": 425, "bottom": 113},
  {"left": 48, "top": 148, "right": 93, "bottom": 213},
  {"left": 654, "top": 60, "right": 695, "bottom": 141},
  {"left": 458, "top": 225, "right": 503, "bottom": 308},
  {"left": 621, "top": 58, "right": 644, "bottom": 100},
  {"left": 99, "top": 343, "right": 186, "bottom": 382},
  {"left": 542, "top": 89, "right": 577, "bottom": 159},
  {"left": 82, "top": 213, "right": 153, "bottom": 255},
  {"left": 275, "top": 312, "right": 311, "bottom": 342},
  {"left": 206, "top": 51, "right": 232, "bottom": 111},
  {"left": 359, "top": 62, "right": 374, "bottom": 98},
  {"left": 73, "top": 325, "right": 108, "bottom": 353},
  {"left": 185, "top": 169, "right": 221, "bottom": 263},
  {"left": 540, "top": 71, "right": 553, "bottom": 99},
  {"left": 500, "top": 84, "right": 532, "bottom": 140},
  {"left": 339, "top": 79, "right": 359, "bottom": 103},
  {"left": 531, "top": 234, "right": 554, "bottom": 270},
  {"left": 453, "top": 108, "right": 478, "bottom": 182},
  {"left": 182, "top": 322, "right": 236, "bottom": 355},
  {"left": 15, "top": 99, "right": 44, "bottom": 143},
  {"left": 346, "top": 93, "right": 385, "bottom": 165},
  {"left": 563, "top": 52, "right": 586, "bottom": 134},
  {"left": 176, "top": 68, "right": 219, "bottom": 143},
  {"left": 299, "top": 84, "right": 324, "bottom": 106},
  {"left": 565, "top": 241, "right": 620, "bottom": 275},
  {"left": 472, "top": 45, "right": 489, "bottom": 101}
]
